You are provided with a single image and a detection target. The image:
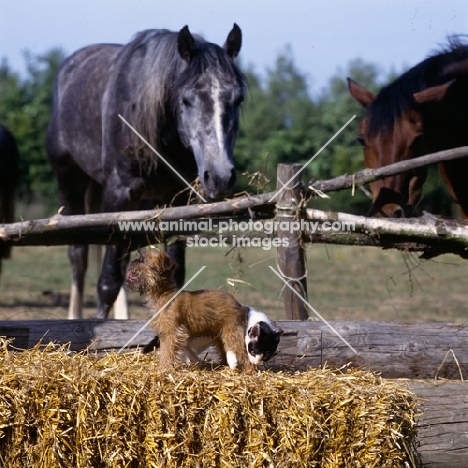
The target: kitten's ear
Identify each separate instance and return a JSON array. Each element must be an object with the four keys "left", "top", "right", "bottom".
[
  {"left": 248, "top": 324, "right": 261, "bottom": 340},
  {"left": 275, "top": 328, "right": 284, "bottom": 340}
]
